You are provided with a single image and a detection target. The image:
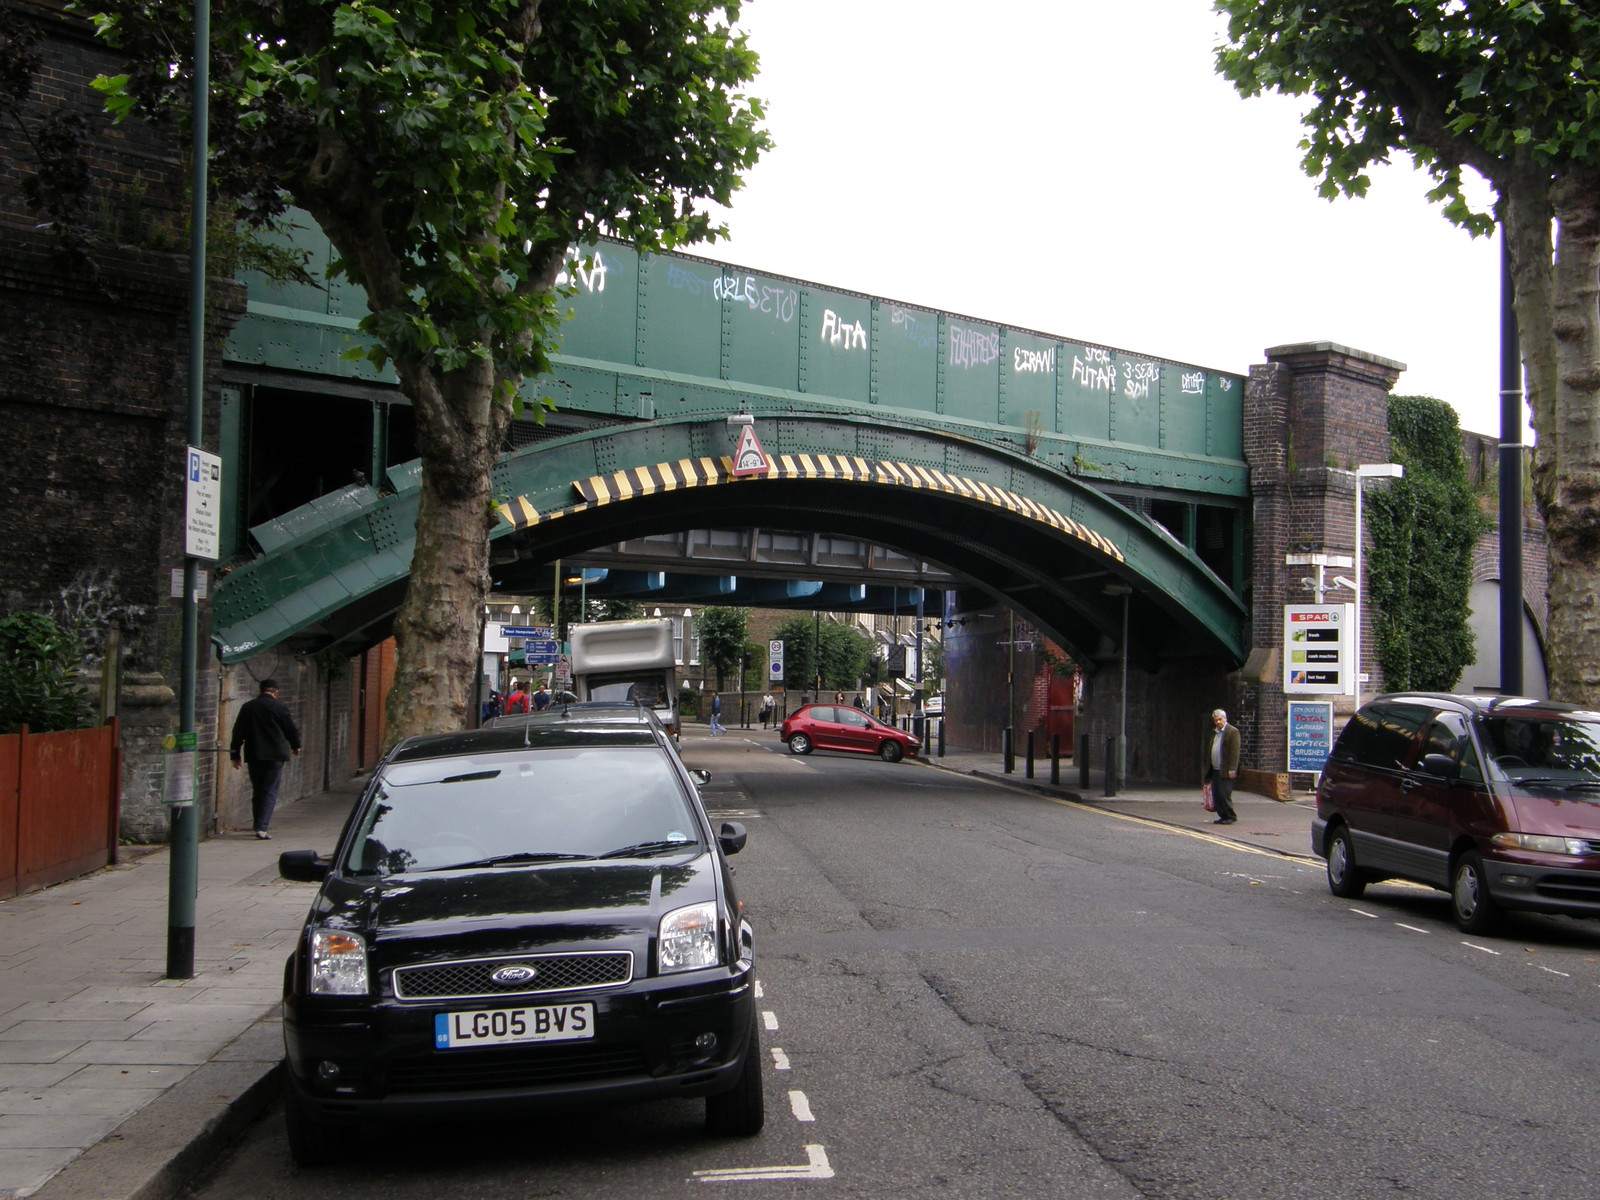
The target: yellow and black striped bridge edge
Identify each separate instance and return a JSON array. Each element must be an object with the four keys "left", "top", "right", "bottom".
[{"left": 496, "top": 453, "right": 1123, "bottom": 563}]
